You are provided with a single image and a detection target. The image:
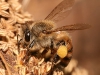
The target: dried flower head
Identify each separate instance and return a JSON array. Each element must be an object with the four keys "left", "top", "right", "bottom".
[{"left": 0, "top": 0, "right": 89, "bottom": 75}]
